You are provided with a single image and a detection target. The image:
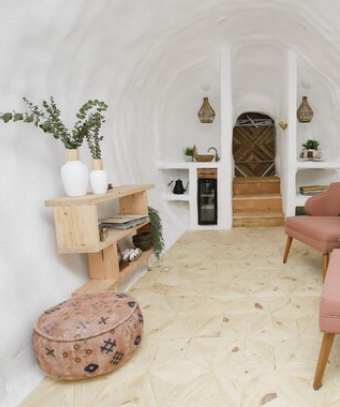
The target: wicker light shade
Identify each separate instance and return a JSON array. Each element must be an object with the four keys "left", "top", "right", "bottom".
[
  {"left": 297, "top": 96, "right": 313, "bottom": 123},
  {"left": 198, "top": 97, "right": 215, "bottom": 123}
]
